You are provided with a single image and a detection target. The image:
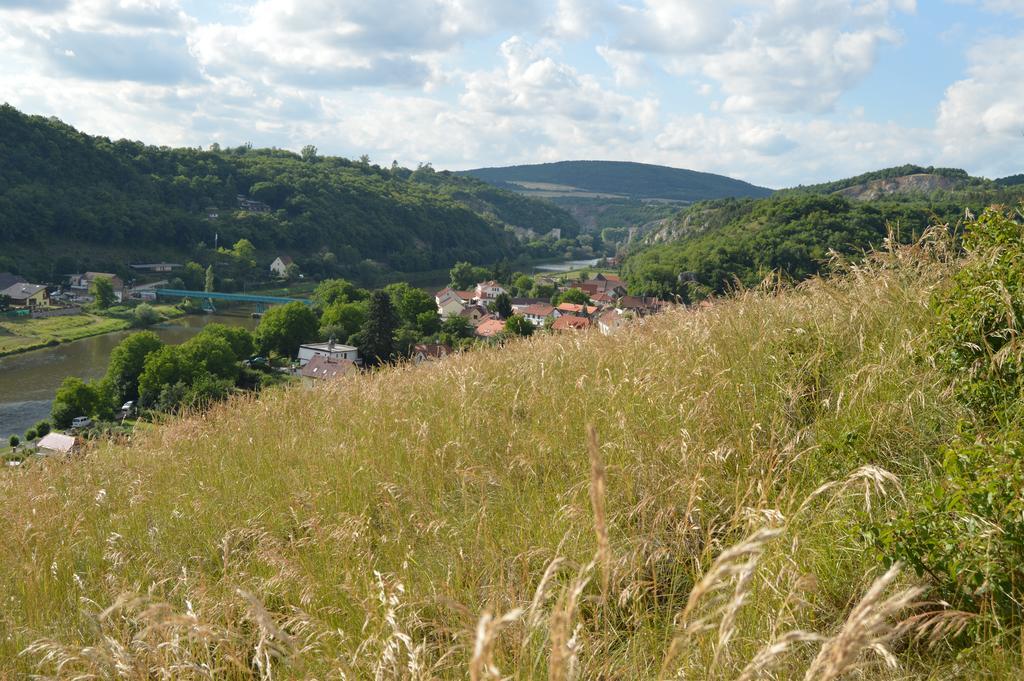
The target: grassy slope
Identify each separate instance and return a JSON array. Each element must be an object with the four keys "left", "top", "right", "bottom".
[{"left": 2, "top": 244, "right": 1013, "bottom": 678}]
